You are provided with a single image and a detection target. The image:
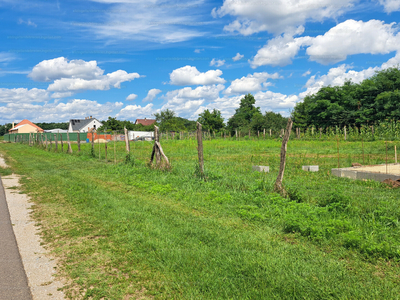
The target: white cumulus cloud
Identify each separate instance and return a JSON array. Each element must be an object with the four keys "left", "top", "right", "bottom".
[
  {"left": 225, "top": 72, "right": 280, "bottom": 94},
  {"left": 379, "top": 0, "right": 400, "bottom": 13},
  {"left": 47, "top": 70, "right": 140, "bottom": 92},
  {"left": 0, "top": 88, "right": 50, "bottom": 104},
  {"left": 143, "top": 89, "right": 162, "bottom": 102},
  {"left": 126, "top": 93, "right": 138, "bottom": 101},
  {"left": 210, "top": 58, "right": 225, "bottom": 67},
  {"left": 307, "top": 19, "right": 400, "bottom": 64},
  {"left": 28, "top": 57, "right": 104, "bottom": 82},
  {"left": 212, "top": 0, "right": 357, "bottom": 35},
  {"left": 116, "top": 103, "right": 154, "bottom": 121},
  {"left": 169, "top": 65, "right": 226, "bottom": 85},
  {"left": 250, "top": 26, "right": 312, "bottom": 68},
  {"left": 232, "top": 53, "right": 244, "bottom": 61}
]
